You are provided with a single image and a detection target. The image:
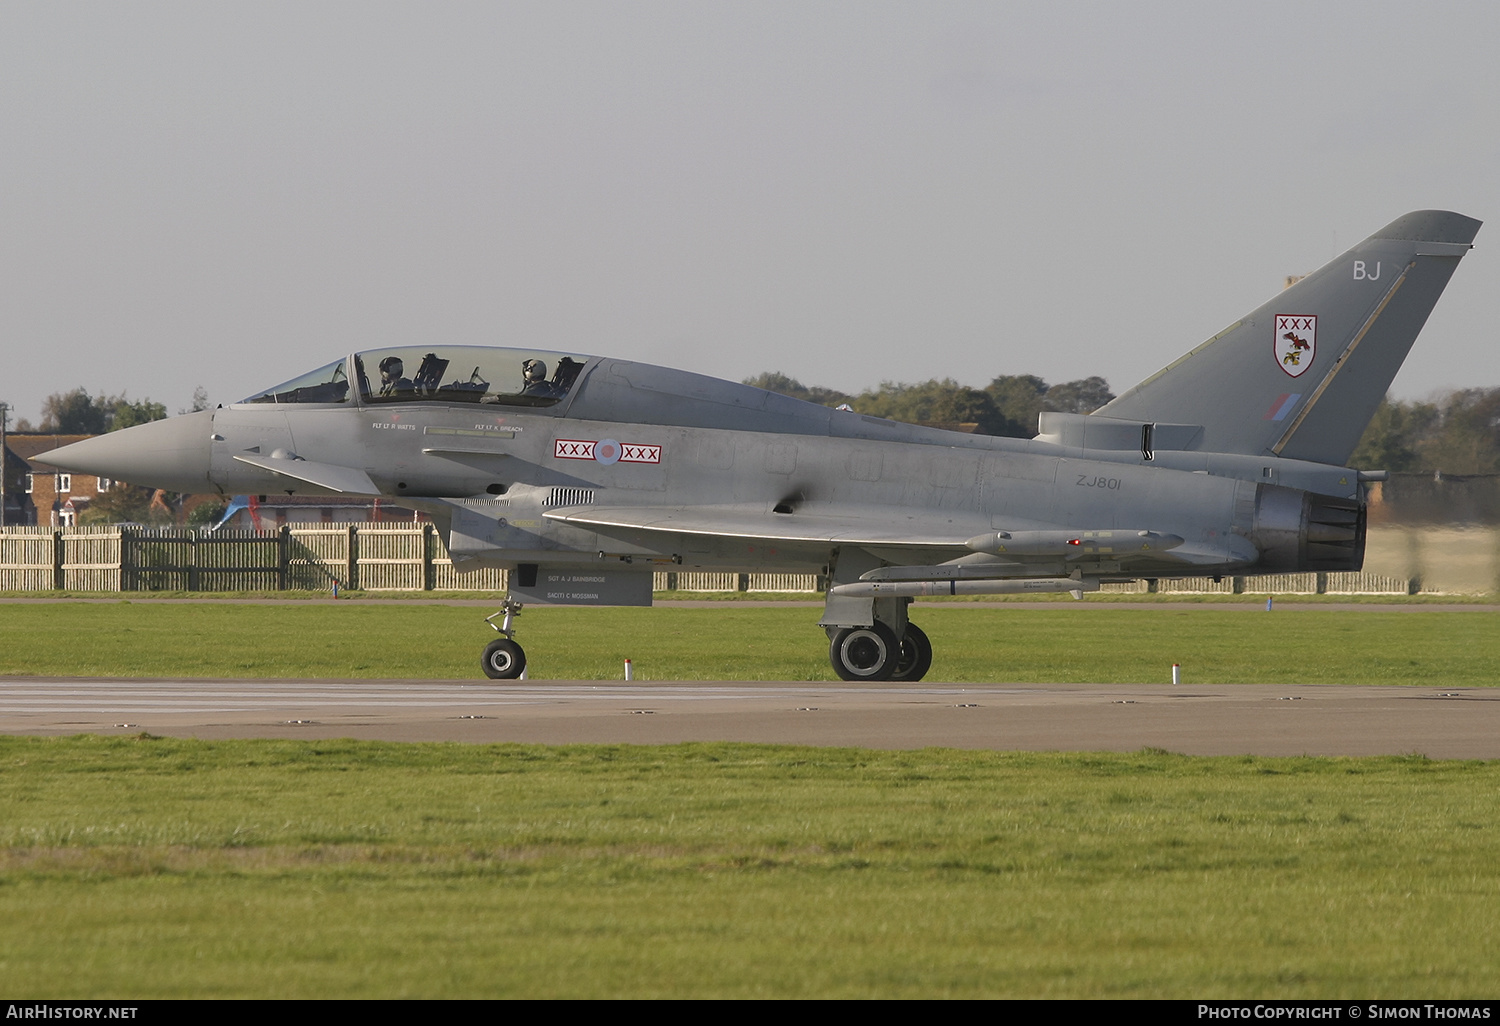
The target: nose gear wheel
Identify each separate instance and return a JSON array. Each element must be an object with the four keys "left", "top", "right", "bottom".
[{"left": 480, "top": 599, "right": 527, "bottom": 680}]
